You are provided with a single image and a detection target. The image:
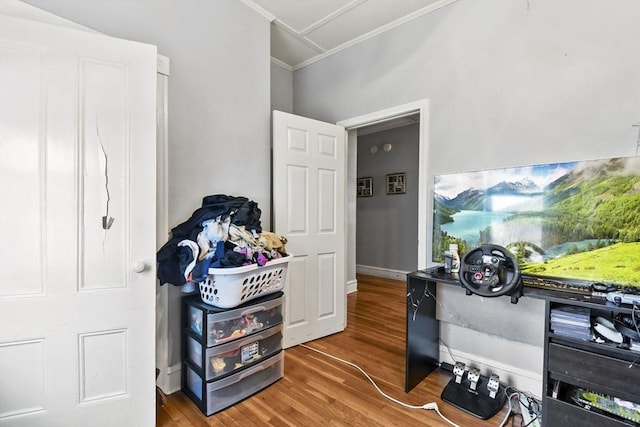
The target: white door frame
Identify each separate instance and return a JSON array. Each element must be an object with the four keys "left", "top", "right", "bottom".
[
  {"left": 155, "top": 55, "right": 175, "bottom": 394},
  {"left": 337, "top": 99, "right": 431, "bottom": 285}
]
